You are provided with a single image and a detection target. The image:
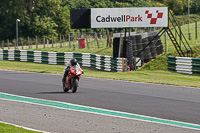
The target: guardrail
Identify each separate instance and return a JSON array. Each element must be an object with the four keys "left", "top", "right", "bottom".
[
  {"left": 167, "top": 56, "right": 200, "bottom": 74},
  {"left": 0, "top": 49, "right": 127, "bottom": 72}
]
